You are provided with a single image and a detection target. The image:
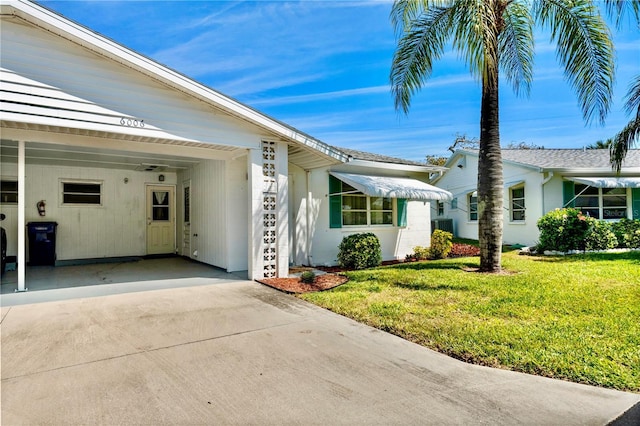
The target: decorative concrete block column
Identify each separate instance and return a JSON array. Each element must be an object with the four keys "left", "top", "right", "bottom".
[{"left": 247, "top": 140, "right": 289, "bottom": 280}]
